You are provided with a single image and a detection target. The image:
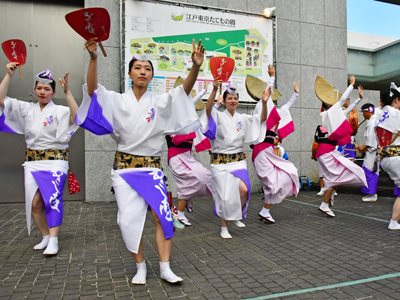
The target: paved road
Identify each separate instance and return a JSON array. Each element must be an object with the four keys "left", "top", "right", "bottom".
[{"left": 1, "top": 190, "right": 400, "bottom": 299}]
